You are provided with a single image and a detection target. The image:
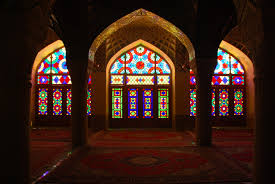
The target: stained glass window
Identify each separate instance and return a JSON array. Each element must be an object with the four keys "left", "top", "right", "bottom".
[
  {"left": 110, "top": 45, "right": 170, "bottom": 76},
  {"left": 53, "top": 89, "right": 62, "bottom": 115},
  {"left": 190, "top": 48, "right": 245, "bottom": 118},
  {"left": 109, "top": 44, "right": 171, "bottom": 120},
  {"left": 126, "top": 47, "right": 155, "bottom": 74},
  {"left": 128, "top": 88, "right": 138, "bottom": 118},
  {"left": 190, "top": 89, "right": 196, "bottom": 116},
  {"left": 219, "top": 89, "right": 229, "bottom": 116},
  {"left": 126, "top": 76, "right": 154, "bottom": 85},
  {"left": 37, "top": 76, "right": 49, "bottom": 84},
  {"left": 158, "top": 89, "right": 169, "bottom": 118},
  {"left": 38, "top": 88, "right": 48, "bottom": 115},
  {"left": 234, "top": 89, "right": 244, "bottom": 115},
  {"left": 232, "top": 76, "right": 244, "bottom": 85},
  {"left": 215, "top": 49, "right": 230, "bottom": 74},
  {"left": 190, "top": 75, "right": 196, "bottom": 85},
  {"left": 230, "top": 56, "right": 244, "bottom": 74},
  {"left": 52, "top": 75, "right": 72, "bottom": 85},
  {"left": 88, "top": 75, "right": 92, "bottom": 85},
  {"left": 211, "top": 89, "right": 216, "bottom": 116},
  {"left": 87, "top": 88, "right": 92, "bottom": 116},
  {"left": 51, "top": 48, "right": 68, "bottom": 74},
  {"left": 111, "top": 75, "right": 124, "bottom": 85},
  {"left": 143, "top": 89, "right": 153, "bottom": 118},
  {"left": 37, "top": 56, "right": 51, "bottom": 74},
  {"left": 66, "top": 89, "right": 72, "bottom": 115},
  {"left": 156, "top": 54, "right": 171, "bottom": 74},
  {"left": 36, "top": 46, "right": 93, "bottom": 121},
  {"left": 157, "top": 75, "right": 170, "bottom": 85},
  {"left": 112, "top": 88, "right": 123, "bottom": 118},
  {"left": 212, "top": 76, "right": 229, "bottom": 85}
]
